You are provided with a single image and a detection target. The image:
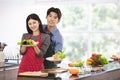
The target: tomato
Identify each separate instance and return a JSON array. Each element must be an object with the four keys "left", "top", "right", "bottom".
[
  {"left": 92, "top": 53, "right": 97, "bottom": 57},
  {"left": 118, "top": 57, "right": 120, "bottom": 60}
]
